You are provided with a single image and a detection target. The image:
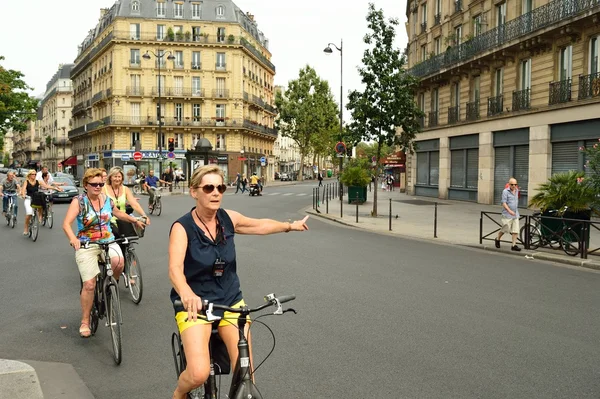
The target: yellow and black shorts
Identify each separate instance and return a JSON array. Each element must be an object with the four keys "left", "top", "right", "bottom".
[{"left": 175, "top": 299, "right": 250, "bottom": 333}]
